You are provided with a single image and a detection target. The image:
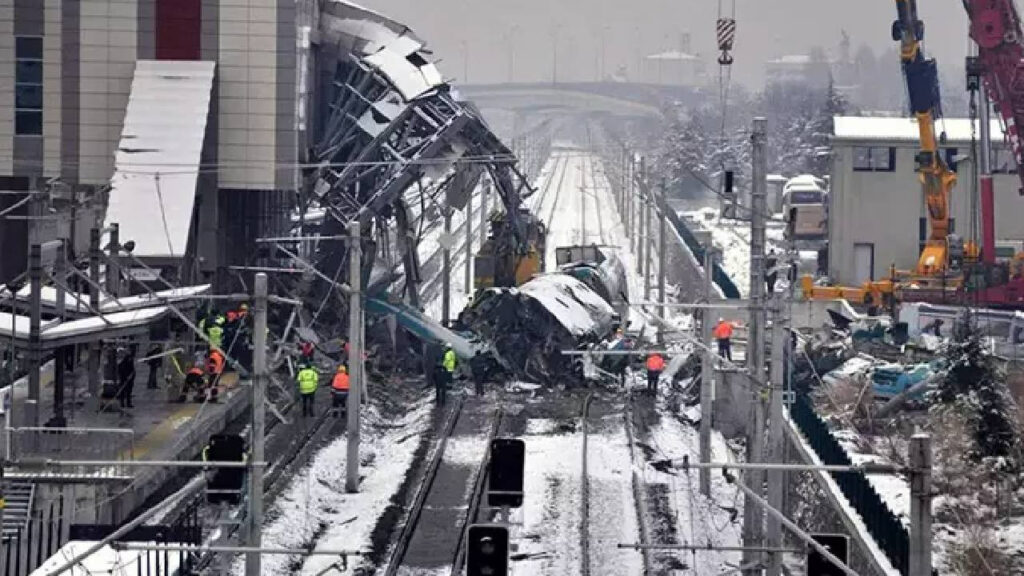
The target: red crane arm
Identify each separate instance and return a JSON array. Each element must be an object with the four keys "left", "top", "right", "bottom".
[{"left": 965, "top": 0, "right": 1024, "bottom": 194}]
